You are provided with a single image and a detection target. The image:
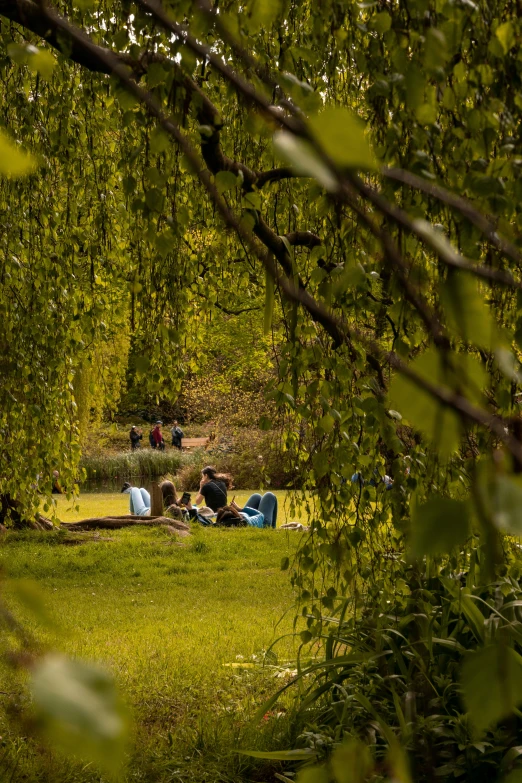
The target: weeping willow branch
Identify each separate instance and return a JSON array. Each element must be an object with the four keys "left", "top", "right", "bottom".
[
  {"left": 383, "top": 166, "right": 522, "bottom": 269},
  {"left": 10, "top": 1, "right": 522, "bottom": 468}
]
